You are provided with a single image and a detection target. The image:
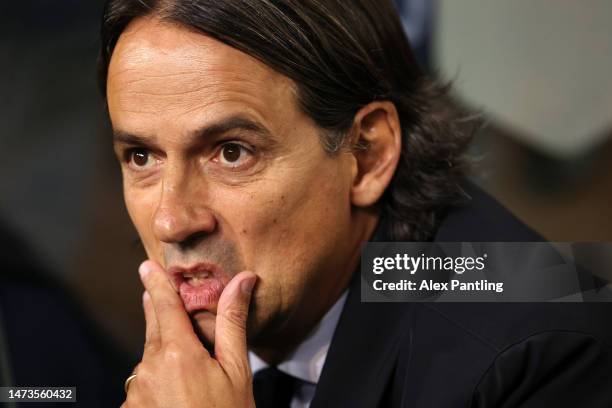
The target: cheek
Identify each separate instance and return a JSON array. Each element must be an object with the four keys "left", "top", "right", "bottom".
[
  {"left": 233, "top": 158, "right": 352, "bottom": 276},
  {"left": 243, "top": 171, "right": 351, "bottom": 328}
]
